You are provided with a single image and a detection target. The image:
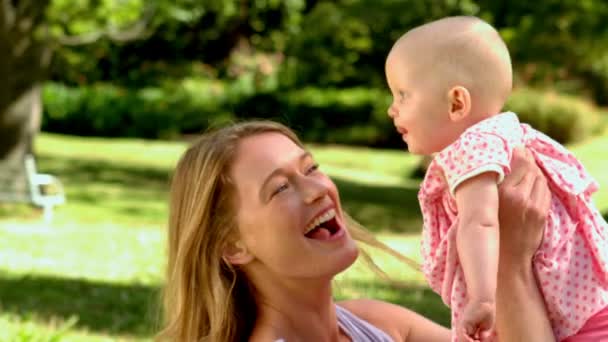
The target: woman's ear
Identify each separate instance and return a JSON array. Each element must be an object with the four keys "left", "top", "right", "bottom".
[
  {"left": 447, "top": 86, "right": 471, "bottom": 122},
  {"left": 223, "top": 240, "right": 254, "bottom": 265}
]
